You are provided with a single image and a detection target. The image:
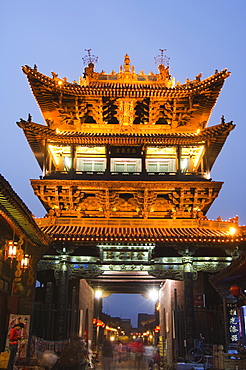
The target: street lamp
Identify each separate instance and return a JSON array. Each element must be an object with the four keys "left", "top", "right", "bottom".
[
  {"left": 148, "top": 288, "right": 159, "bottom": 302},
  {"left": 95, "top": 289, "right": 102, "bottom": 300},
  {"left": 147, "top": 288, "right": 159, "bottom": 345}
]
